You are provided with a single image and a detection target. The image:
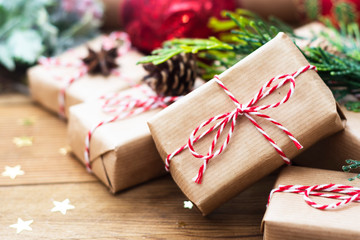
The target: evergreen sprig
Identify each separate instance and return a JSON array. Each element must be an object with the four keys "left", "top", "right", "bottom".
[
  {"left": 138, "top": 9, "right": 294, "bottom": 78},
  {"left": 342, "top": 159, "right": 360, "bottom": 181},
  {"left": 138, "top": 9, "right": 360, "bottom": 109},
  {"left": 0, "top": 0, "right": 102, "bottom": 72},
  {"left": 137, "top": 37, "right": 233, "bottom": 65}
]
